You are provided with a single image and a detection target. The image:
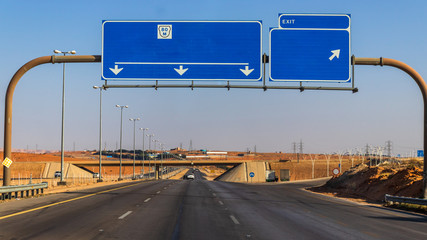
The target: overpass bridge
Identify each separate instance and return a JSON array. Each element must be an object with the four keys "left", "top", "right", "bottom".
[
  {"left": 69, "top": 159, "right": 254, "bottom": 167},
  {"left": 69, "top": 159, "right": 266, "bottom": 179}
]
